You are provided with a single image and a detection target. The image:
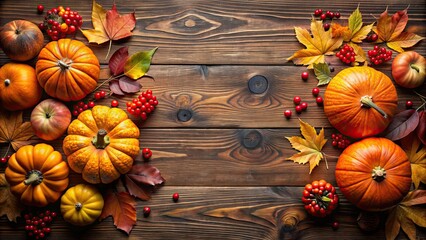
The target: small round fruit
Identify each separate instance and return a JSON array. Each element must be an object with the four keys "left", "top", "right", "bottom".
[
  {"left": 300, "top": 102, "right": 308, "bottom": 110},
  {"left": 0, "top": 20, "right": 44, "bottom": 61},
  {"left": 293, "top": 96, "right": 301, "bottom": 105},
  {"left": 142, "top": 148, "right": 153, "bottom": 160},
  {"left": 143, "top": 207, "right": 151, "bottom": 217},
  {"left": 111, "top": 100, "right": 119, "bottom": 107},
  {"left": 405, "top": 100, "right": 413, "bottom": 109},
  {"left": 172, "top": 193, "right": 179, "bottom": 202},
  {"left": 37, "top": 5, "right": 44, "bottom": 14},
  {"left": 332, "top": 221, "right": 340, "bottom": 230},
  {"left": 31, "top": 99, "right": 71, "bottom": 141},
  {"left": 312, "top": 87, "right": 320, "bottom": 96},
  {"left": 316, "top": 96, "right": 324, "bottom": 105},
  {"left": 284, "top": 110, "right": 292, "bottom": 119},
  {"left": 301, "top": 72, "right": 309, "bottom": 80},
  {"left": 295, "top": 105, "right": 303, "bottom": 114}
]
